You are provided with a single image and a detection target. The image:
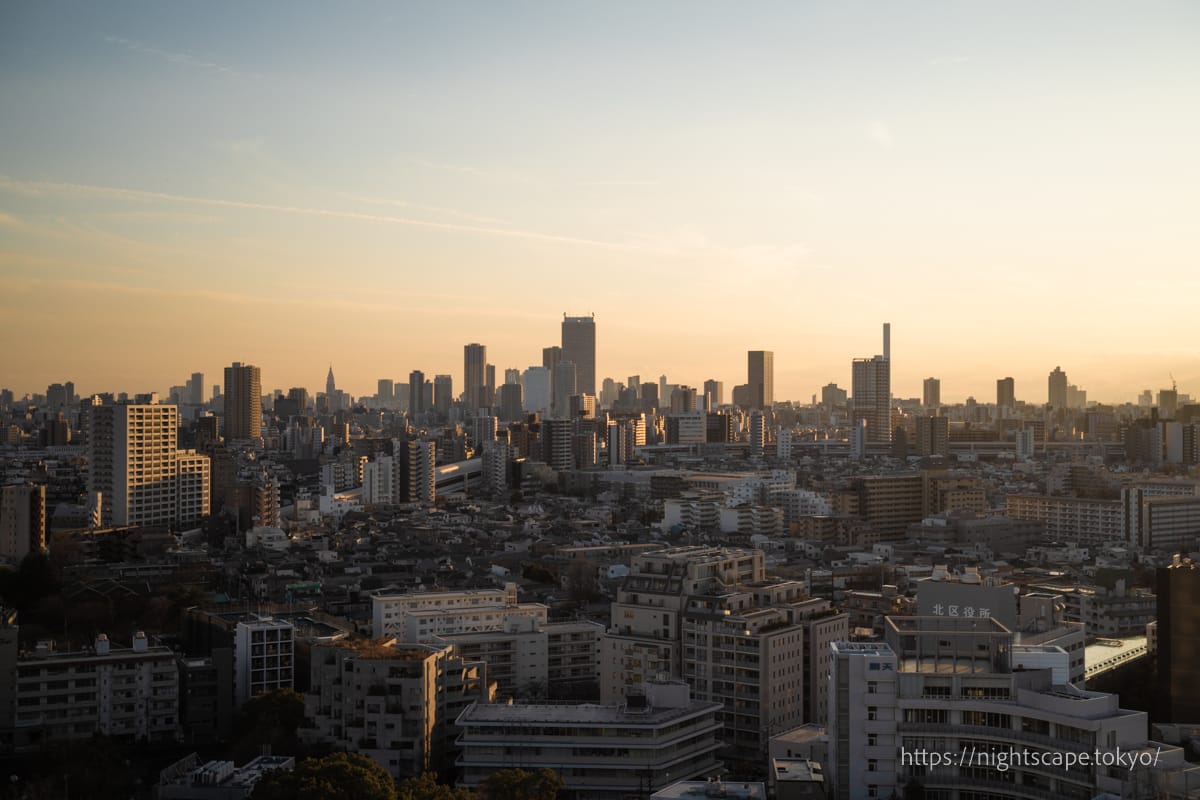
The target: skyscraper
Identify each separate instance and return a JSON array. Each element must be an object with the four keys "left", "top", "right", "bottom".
[
  {"left": 1048, "top": 366, "right": 1068, "bottom": 409},
  {"left": 553, "top": 361, "right": 577, "bottom": 418},
  {"left": 561, "top": 314, "right": 596, "bottom": 397},
  {"left": 188, "top": 372, "right": 205, "bottom": 405},
  {"left": 223, "top": 362, "right": 262, "bottom": 441},
  {"left": 997, "top": 377, "right": 1016, "bottom": 410},
  {"left": 408, "top": 370, "right": 426, "bottom": 415},
  {"left": 1157, "top": 559, "right": 1200, "bottom": 724},
  {"left": 747, "top": 351, "right": 774, "bottom": 409},
  {"left": 325, "top": 365, "right": 336, "bottom": 398},
  {"left": 702, "top": 379, "right": 723, "bottom": 410},
  {"left": 434, "top": 375, "right": 453, "bottom": 418},
  {"left": 923, "top": 378, "right": 940, "bottom": 409},
  {"left": 852, "top": 356, "right": 891, "bottom": 443},
  {"left": 464, "top": 343, "right": 487, "bottom": 410}
]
